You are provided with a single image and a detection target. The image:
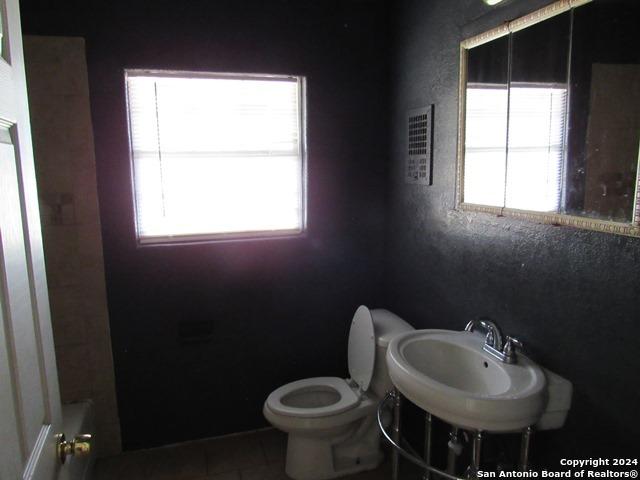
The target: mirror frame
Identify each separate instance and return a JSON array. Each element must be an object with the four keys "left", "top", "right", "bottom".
[{"left": 456, "top": 0, "right": 640, "bottom": 237}]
